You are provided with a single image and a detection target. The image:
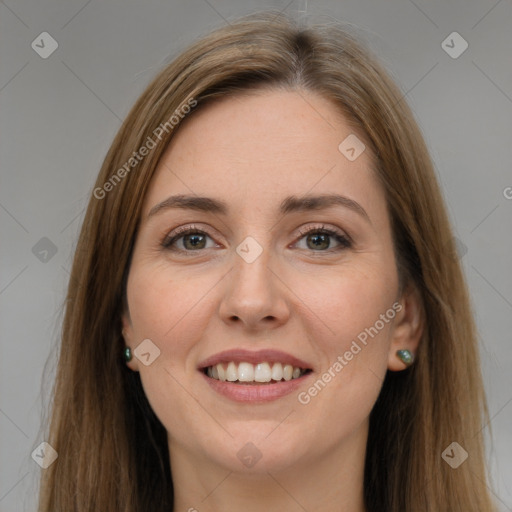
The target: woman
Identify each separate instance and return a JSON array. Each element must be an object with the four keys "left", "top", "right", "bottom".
[{"left": 38, "top": 11, "right": 496, "bottom": 511}]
